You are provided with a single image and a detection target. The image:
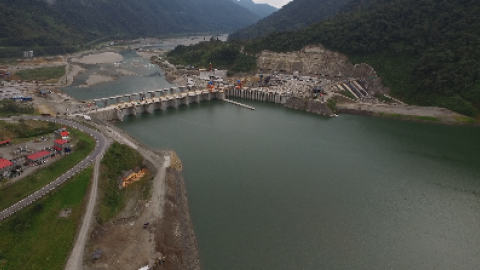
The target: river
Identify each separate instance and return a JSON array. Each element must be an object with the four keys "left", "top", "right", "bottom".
[{"left": 63, "top": 51, "right": 480, "bottom": 269}]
